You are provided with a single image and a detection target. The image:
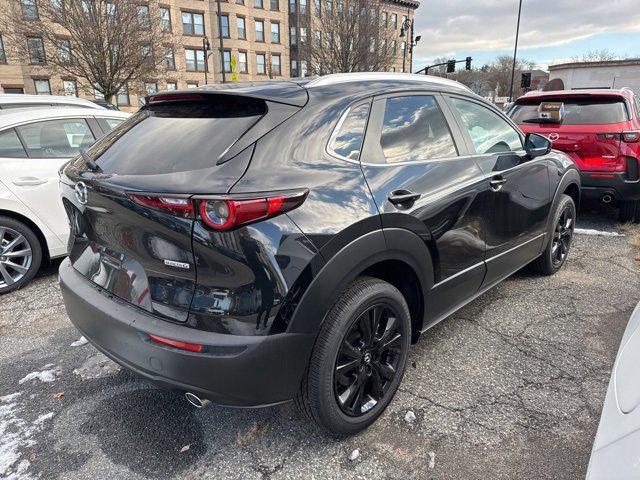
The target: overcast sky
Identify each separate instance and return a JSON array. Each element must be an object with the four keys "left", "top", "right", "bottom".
[{"left": 411, "top": 0, "right": 640, "bottom": 71}]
